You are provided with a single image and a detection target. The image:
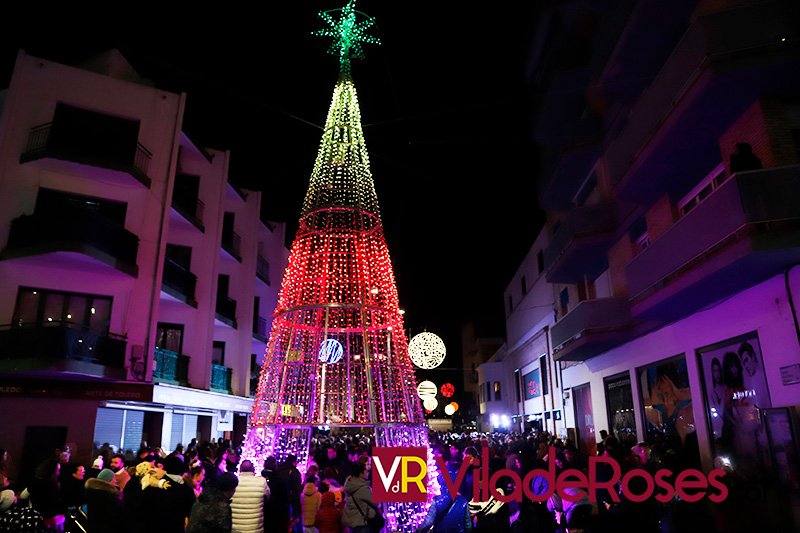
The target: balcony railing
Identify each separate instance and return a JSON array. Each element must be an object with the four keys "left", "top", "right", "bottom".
[
  {"left": 162, "top": 258, "right": 197, "bottom": 304},
  {"left": 3, "top": 208, "right": 139, "bottom": 274},
  {"left": 256, "top": 255, "right": 270, "bottom": 284},
  {"left": 153, "top": 347, "right": 190, "bottom": 387},
  {"left": 551, "top": 297, "right": 634, "bottom": 361},
  {"left": 0, "top": 322, "right": 126, "bottom": 369},
  {"left": 544, "top": 202, "right": 619, "bottom": 282},
  {"left": 221, "top": 231, "right": 242, "bottom": 262},
  {"left": 21, "top": 123, "right": 152, "bottom": 188},
  {"left": 215, "top": 296, "right": 238, "bottom": 329},
  {"left": 211, "top": 363, "right": 232, "bottom": 394},
  {"left": 172, "top": 185, "right": 205, "bottom": 232},
  {"left": 253, "top": 315, "right": 267, "bottom": 341},
  {"left": 626, "top": 166, "right": 800, "bottom": 320},
  {"left": 250, "top": 366, "right": 261, "bottom": 398}
]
